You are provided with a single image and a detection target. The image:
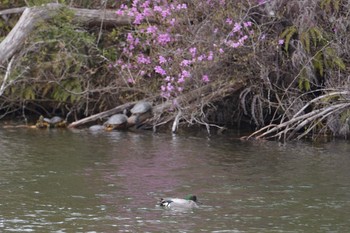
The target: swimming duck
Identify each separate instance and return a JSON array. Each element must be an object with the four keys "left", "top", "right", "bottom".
[{"left": 158, "top": 195, "right": 198, "bottom": 208}]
